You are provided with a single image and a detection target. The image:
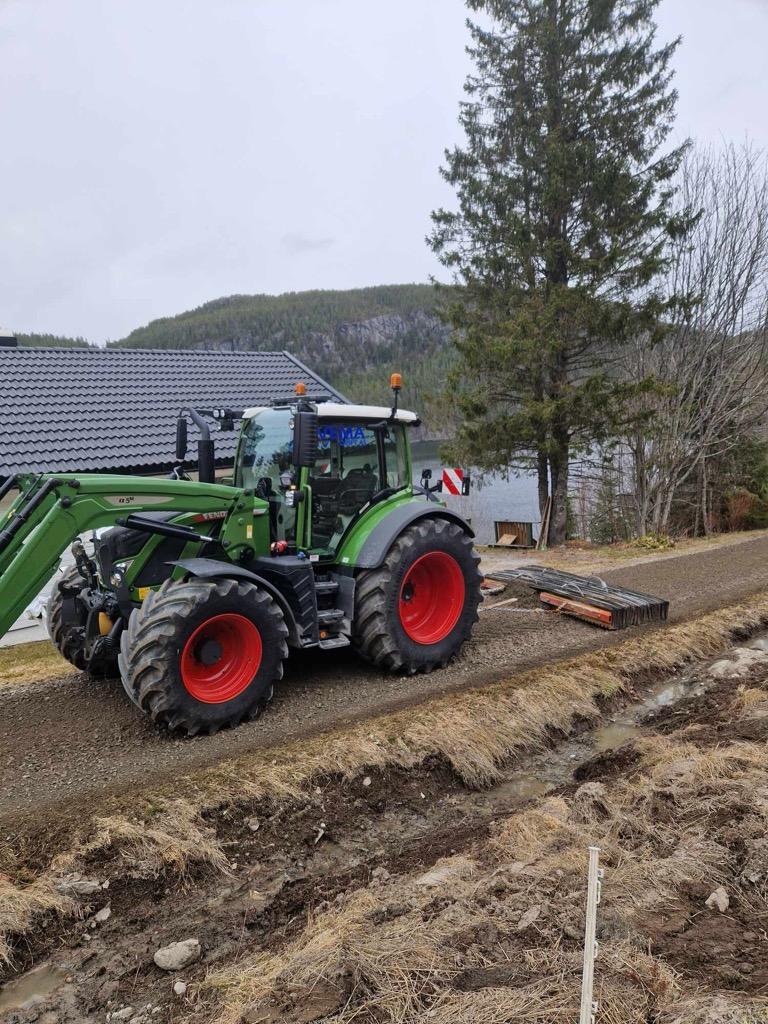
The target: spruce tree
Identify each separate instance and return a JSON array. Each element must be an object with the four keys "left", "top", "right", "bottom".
[{"left": 430, "top": 0, "right": 686, "bottom": 544}]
